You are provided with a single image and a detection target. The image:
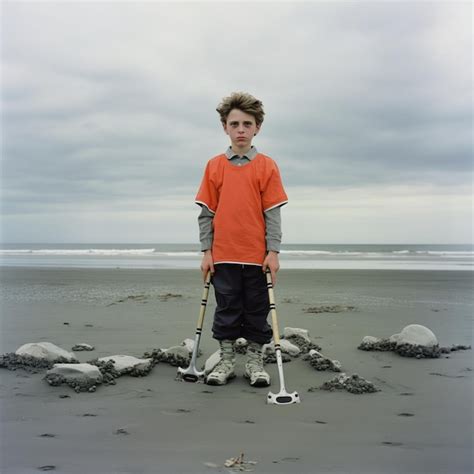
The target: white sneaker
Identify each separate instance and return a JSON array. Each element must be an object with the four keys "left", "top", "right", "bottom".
[
  {"left": 244, "top": 341, "right": 270, "bottom": 387},
  {"left": 206, "top": 339, "right": 236, "bottom": 386}
]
